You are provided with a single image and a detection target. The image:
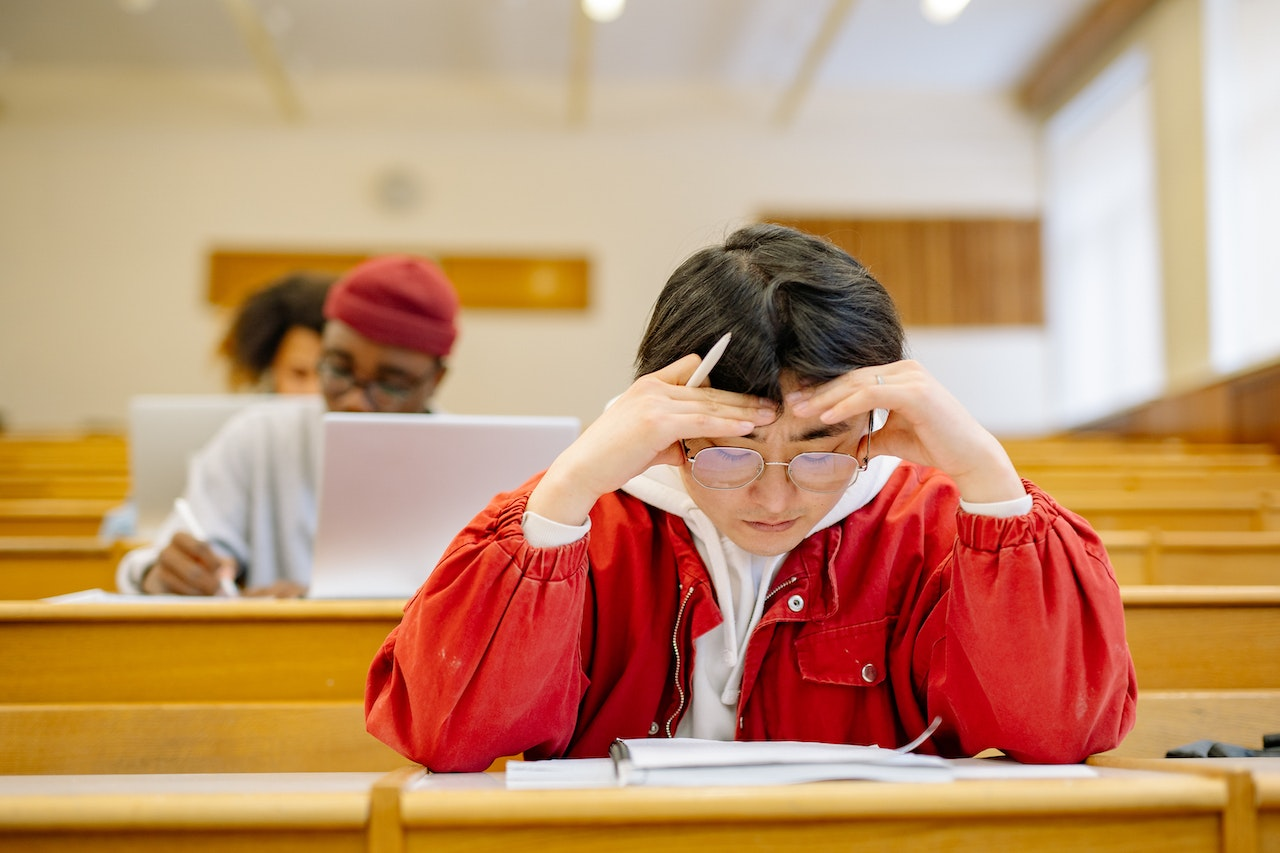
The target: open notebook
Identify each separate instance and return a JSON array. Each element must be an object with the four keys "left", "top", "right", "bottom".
[
  {"left": 307, "top": 412, "right": 580, "bottom": 599},
  {"left": 129, "top": 394, "right": 278, "bottom": 539}
]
